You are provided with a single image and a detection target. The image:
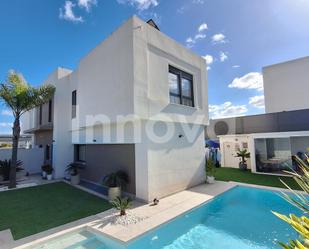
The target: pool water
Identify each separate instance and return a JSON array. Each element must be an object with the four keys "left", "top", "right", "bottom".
[{"left": 26, "top": 186, "right": 300, "bottom": 249}]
